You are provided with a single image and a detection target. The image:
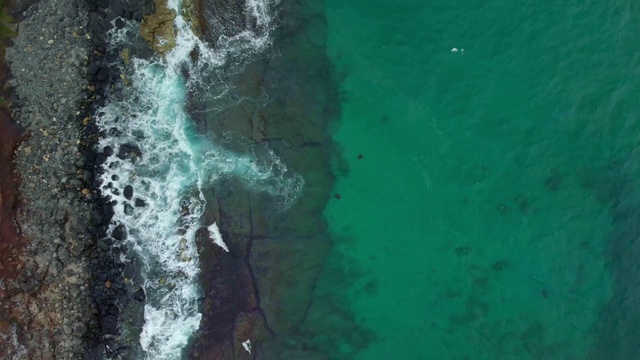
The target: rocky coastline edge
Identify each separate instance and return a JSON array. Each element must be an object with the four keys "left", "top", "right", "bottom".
[{"left": 0, "top": 0, "right": 153, "bottom": 357}]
